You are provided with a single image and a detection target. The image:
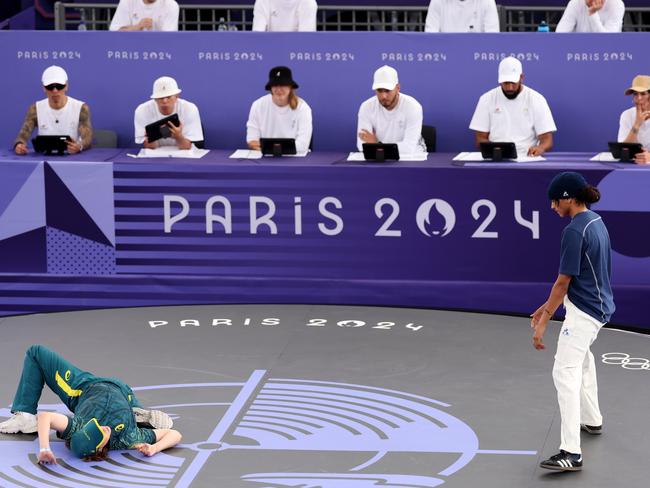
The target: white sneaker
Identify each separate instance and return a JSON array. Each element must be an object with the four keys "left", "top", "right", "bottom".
[
  {"left": 132, "top": 408, "right": 173, "bottom": 429},
  {"left": 0, "top": 412, "right": 38, "bottom": 434}
]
